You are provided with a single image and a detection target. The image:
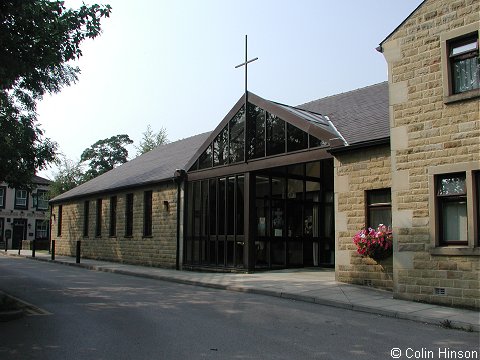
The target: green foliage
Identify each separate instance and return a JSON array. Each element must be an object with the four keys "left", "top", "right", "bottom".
[
  {"left": 48, "top": 156, "right": 85, "bottom": 198},
  {"left": 136, "top": 125, "right": 169, "bottom": 156},
  {"left": 80, "top": 134, "right": 133, "bottom": 181},
  {"left": 0, "top": 0, "right": 111, "bottom": 189}
]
